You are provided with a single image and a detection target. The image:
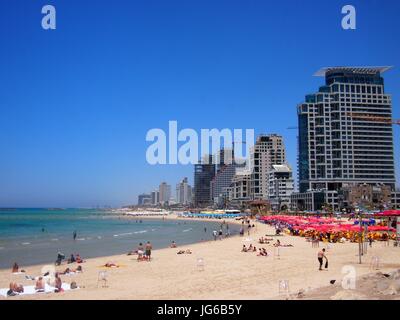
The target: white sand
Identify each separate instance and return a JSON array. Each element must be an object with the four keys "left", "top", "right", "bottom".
[{"left": 1, "top": 216, "right": 400, "bottom": 300}]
